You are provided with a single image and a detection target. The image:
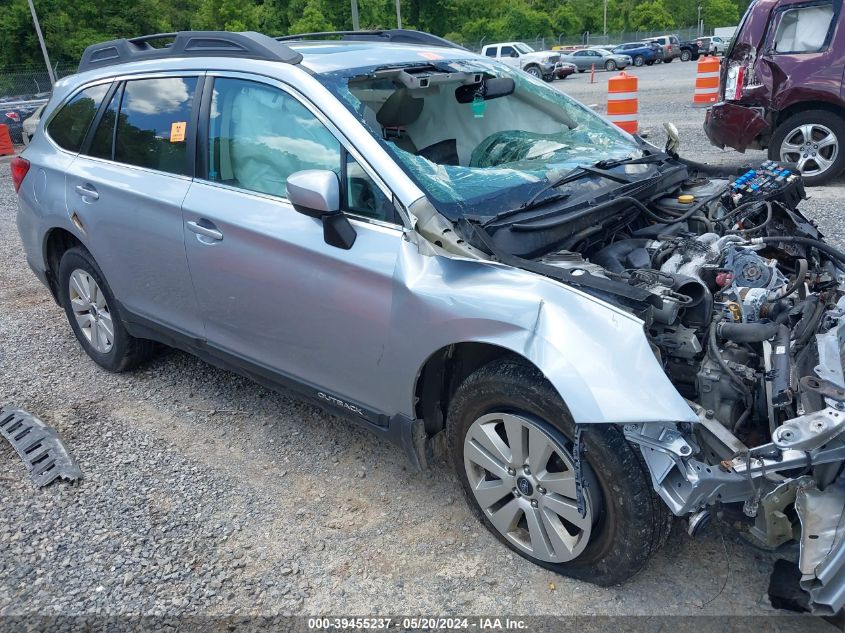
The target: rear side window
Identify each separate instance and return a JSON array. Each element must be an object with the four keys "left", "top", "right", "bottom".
[
  {"left": 47, "top": 83, "right": 109, "bottom": 152},
  {"left": 772, "top": 3, "right": 835, "bottom": 53},
  {"left": 114, "top": 77, "right": 198, "bottom": 175}
]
